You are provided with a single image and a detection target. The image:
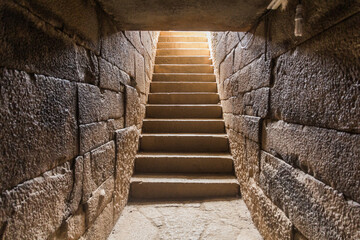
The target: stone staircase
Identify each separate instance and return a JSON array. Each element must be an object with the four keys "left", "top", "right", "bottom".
[{"left": 129, "top": 31, "right": 240, "bottom": 201}]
